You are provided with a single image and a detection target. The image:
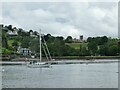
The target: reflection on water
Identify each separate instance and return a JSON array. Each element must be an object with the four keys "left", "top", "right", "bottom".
[{"left": 2, "top": 60, "right": 118, "bottom": 88}]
